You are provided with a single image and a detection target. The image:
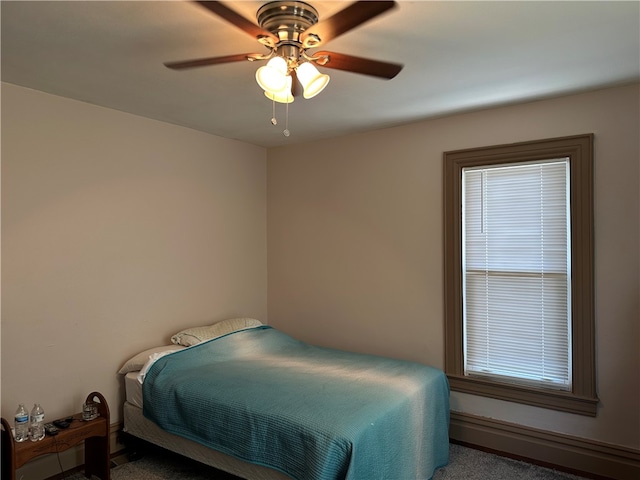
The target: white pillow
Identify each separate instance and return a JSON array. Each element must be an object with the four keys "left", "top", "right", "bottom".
[
  {"left": 137, "top": 350, "right": 180, "bottom": 384},
  {"left": 171, "top": 317, "right": 263, "bottom": 347},
  {"left": 117, "top": 345, "right": 185, "bottom": 374}
]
